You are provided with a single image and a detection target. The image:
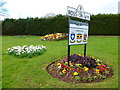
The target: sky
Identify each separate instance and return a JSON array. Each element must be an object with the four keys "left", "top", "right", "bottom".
[{"left": 0, "top": 0, "right": 119, "bottom": 19}]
